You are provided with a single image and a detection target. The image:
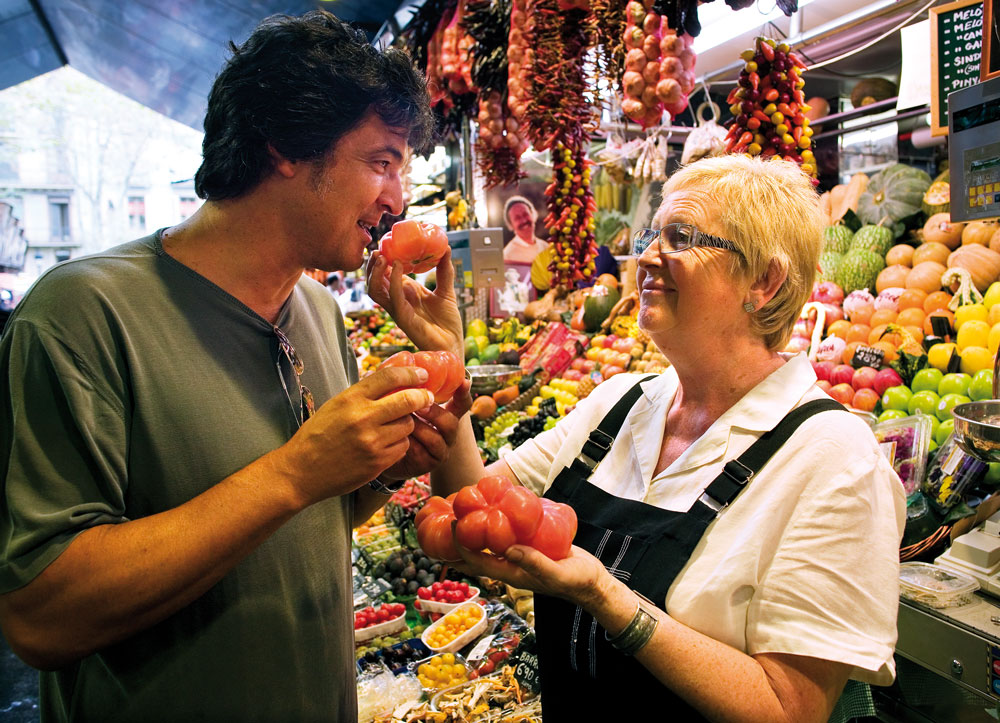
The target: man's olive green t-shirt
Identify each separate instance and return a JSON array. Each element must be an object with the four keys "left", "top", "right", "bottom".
[{"left": 0, "top": 232, "right": 360, "bottom": 721}]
